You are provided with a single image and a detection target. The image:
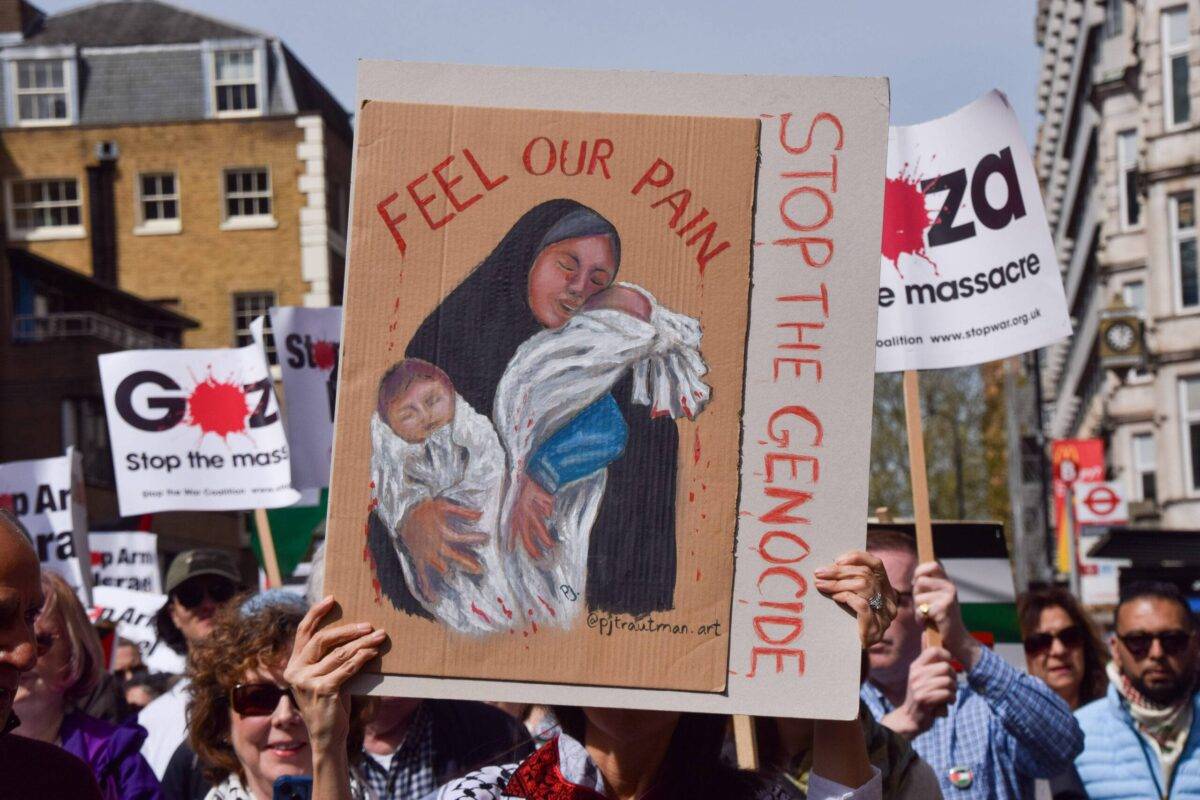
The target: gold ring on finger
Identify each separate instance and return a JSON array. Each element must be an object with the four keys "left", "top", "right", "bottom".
[{"left": 917, "top": 603, "right": 931, "bottom": 618}]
